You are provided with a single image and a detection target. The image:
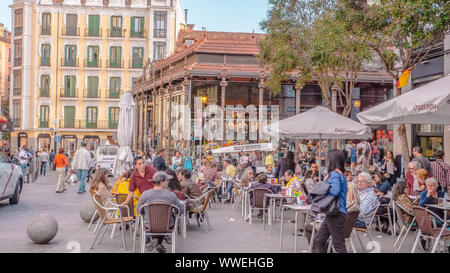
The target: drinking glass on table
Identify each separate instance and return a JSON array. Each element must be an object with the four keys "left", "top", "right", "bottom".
[{"left": 438, "top": 198, "right": 444, "bottom": 207}]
